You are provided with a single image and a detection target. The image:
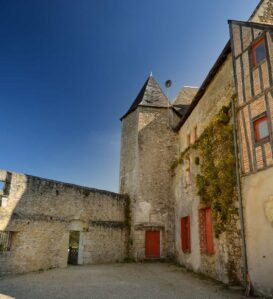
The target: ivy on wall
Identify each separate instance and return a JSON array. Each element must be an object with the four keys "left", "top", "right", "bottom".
[{"left": 171, "top": 104, "right": 237, "bottom": 237}]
